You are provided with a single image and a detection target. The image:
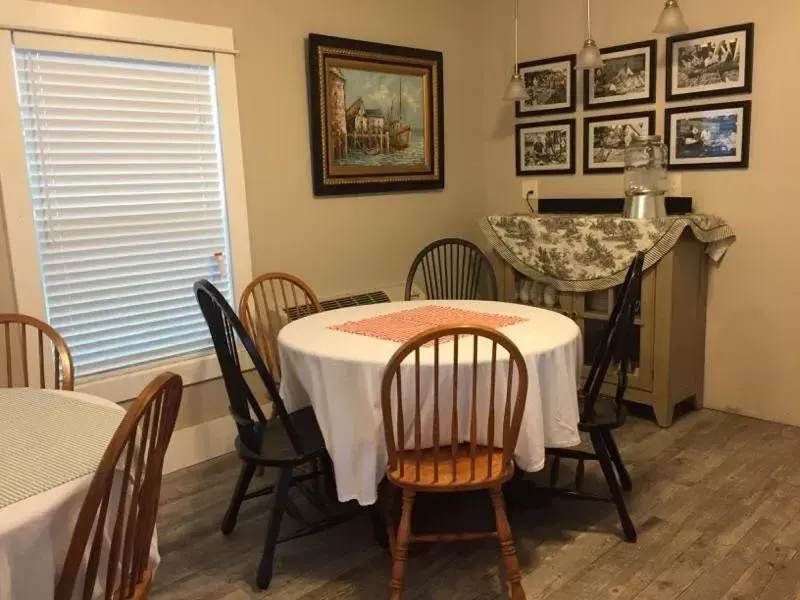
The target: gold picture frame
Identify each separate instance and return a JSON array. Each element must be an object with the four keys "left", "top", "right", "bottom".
[{"left": 308, "top": 34, "right": 445, "bottom": 196}]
